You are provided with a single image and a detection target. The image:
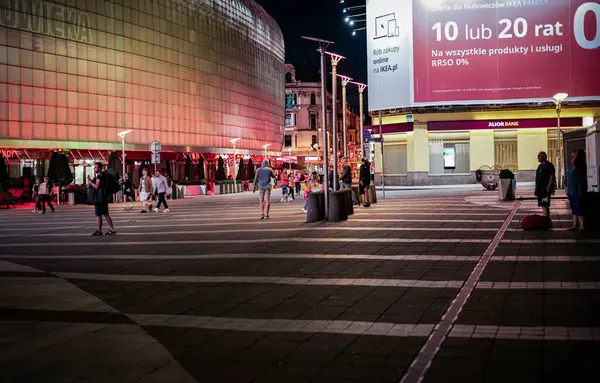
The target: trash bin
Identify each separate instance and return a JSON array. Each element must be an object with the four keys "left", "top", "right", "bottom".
[
  {"left": 306, "top": 191, "right": 325, "bottom": 223},
  {"left": 328, "top": 191, "right": 348, "bottom": 222},
  {"left": 498, "top": 178, "right": 516, "bottom": 201}
]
